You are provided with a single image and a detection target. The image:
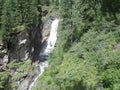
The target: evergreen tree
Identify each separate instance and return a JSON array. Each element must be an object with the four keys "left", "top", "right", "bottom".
[
  {"left": 32, "top": 0, "right": 120, "bottom": 90},
  {"left": 1, "top": 0, "right": 38, "bottom": 48},
  {"left": 1, "top": 0, "right": 15, "bottom": 44},
  {"left": 16, "top": 0, "right": 37, "bottom": 26},
  {"left": 0, "top": 0, "right": 4, "bottom": 27},
  {"left": 0, "top": 0, "right": 4, "bottom": 39}
]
